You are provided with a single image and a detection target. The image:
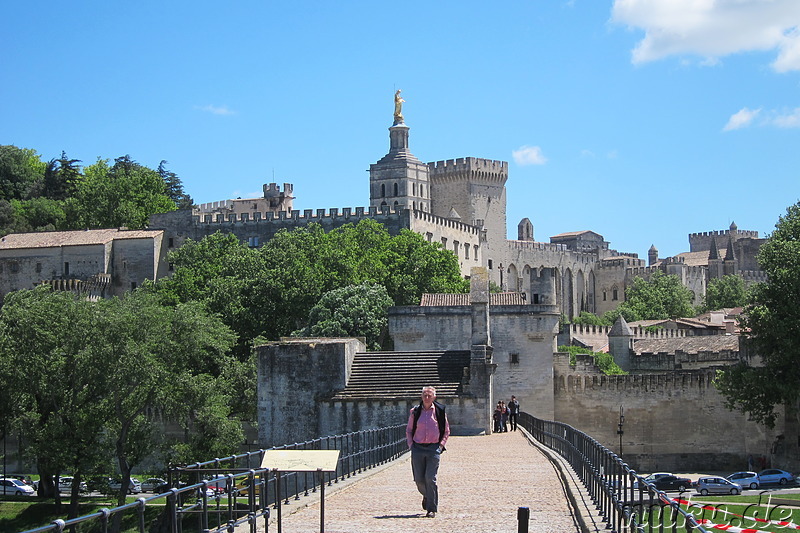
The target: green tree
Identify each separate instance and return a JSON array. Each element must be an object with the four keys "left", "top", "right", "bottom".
[
  {"left": 69, "top": 155, "right": 175, "bottom": 229},
  {"left": 158, "top": 160, "right": 194, "bottom": 209},
  {"left": 9, "top": 197, "right": 67, "bottom": 232},
  {"left": 716, "top": 202, "right": 800, "bottom": 428},
  {"left": 0, "top": 287, "right": 108, "bottom": 516},
  {"left": 0, "top": 145, "right": 45, "bottom": 200},
  {"left": 613, "top": 271, "right": 695, "bottom": 321},
  {"left": 702, "top": 274, "right": 748, "bottom": 311},
  {"left": 0, "top": 287, "right": 240, "bottom": 517},
  {"left": 571, "top": 311, "right": 612, "bottom": 326},
  {"left": 43, "top": 152, "right": 82, "bottom": 201},
  {"left": 293, "top": 283, "right": 395, "bottom": 350}
]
